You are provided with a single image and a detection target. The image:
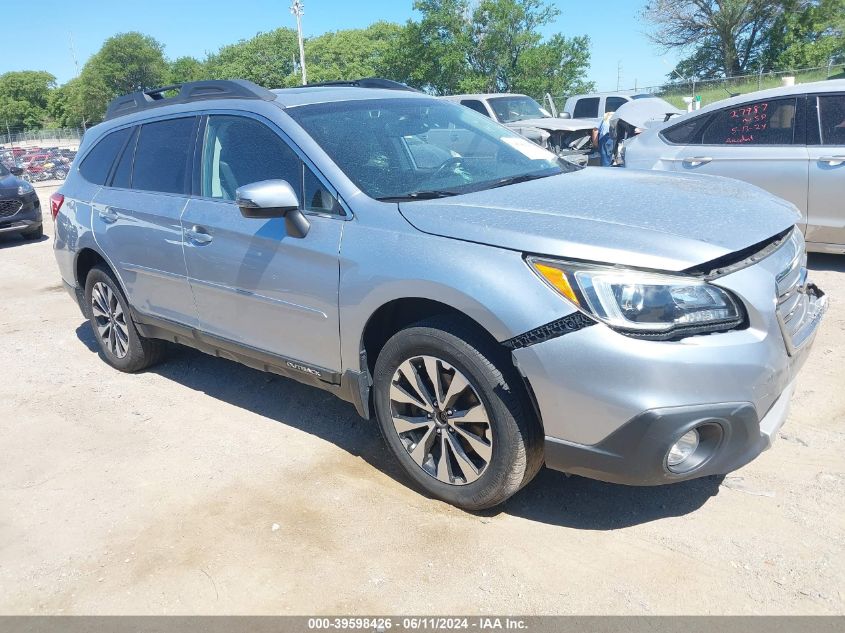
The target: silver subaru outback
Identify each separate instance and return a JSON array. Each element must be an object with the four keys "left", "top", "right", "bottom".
[{"left": 52, "top": 79, "right": 827, "bottom": 510}]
